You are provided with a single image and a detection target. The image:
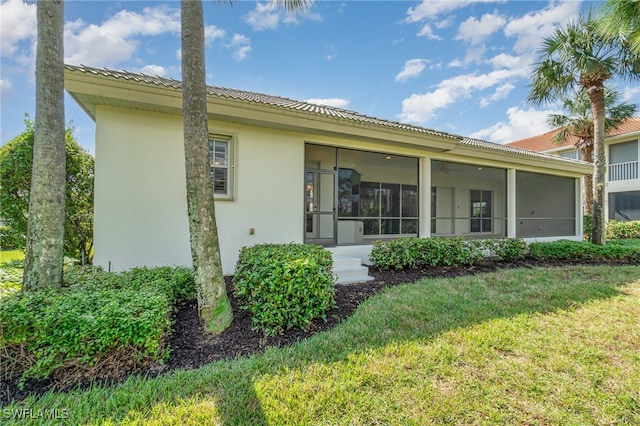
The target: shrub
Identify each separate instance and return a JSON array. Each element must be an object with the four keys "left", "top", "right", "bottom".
[
  {"left": 606, "top": 220, "right": 640, "bottom": 240},
  {"left": 1, "top": 265, "right": 195, "bottom": 387},
  {"left": 370, "top": 237, "right": 486, "bottom": 271},
  {"left": 583, "top": 214, "right": 593, "bottom": 240},
  {"left": 233, "top": 243, "right": 336, "bottom": 336},
  {"left": 483, "top": 238, "right": 528, "bottom": 262},
  {"left": 0, "top": 226, "right": 21, "bottom": 250},
  {"left": 528, "top": 240, "right": 640, "bottom": 262}
]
